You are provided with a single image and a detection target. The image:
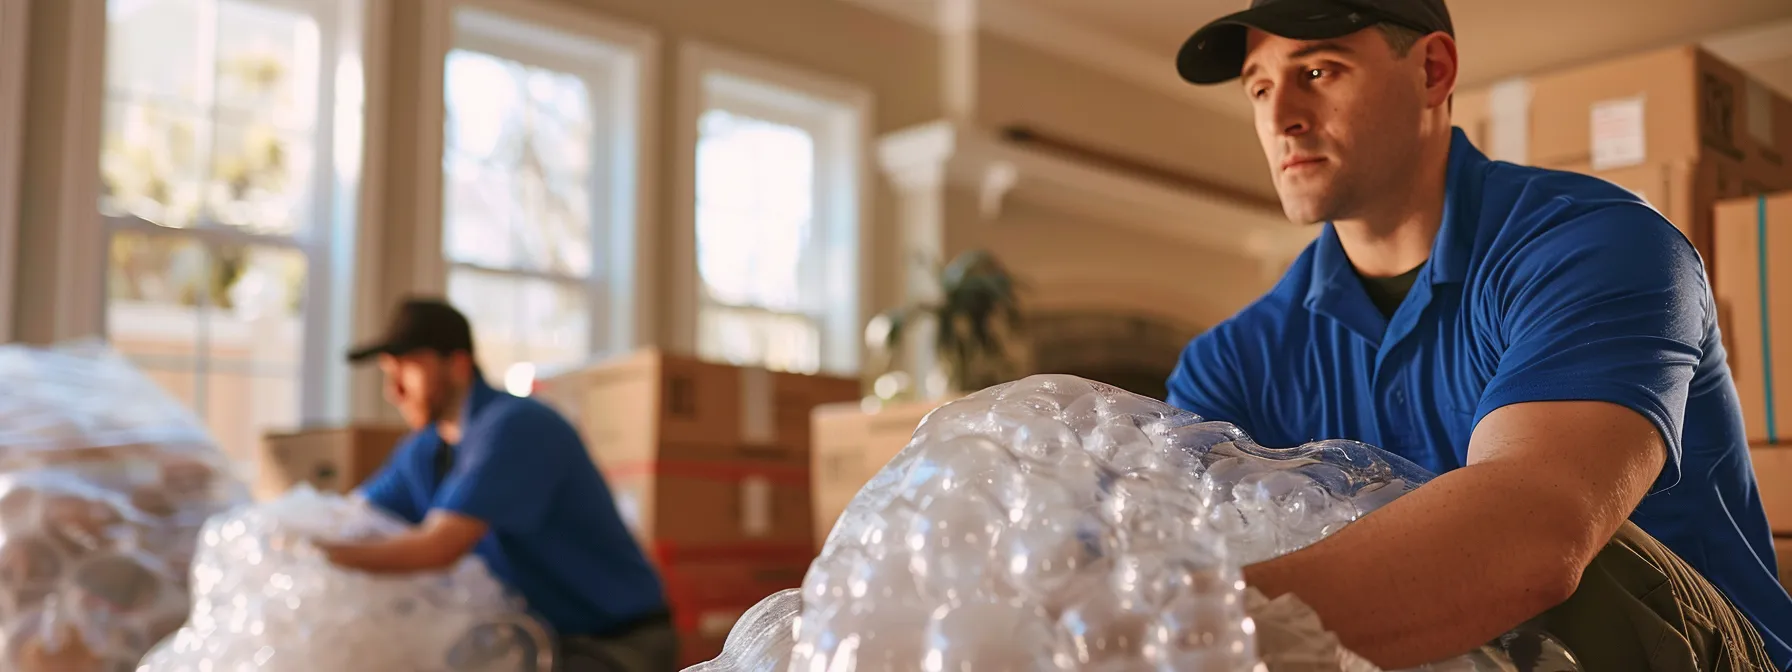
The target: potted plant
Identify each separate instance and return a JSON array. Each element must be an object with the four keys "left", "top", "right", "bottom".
[{"left": 864, "top": 249, "right": 1027, "bottom": 400}]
